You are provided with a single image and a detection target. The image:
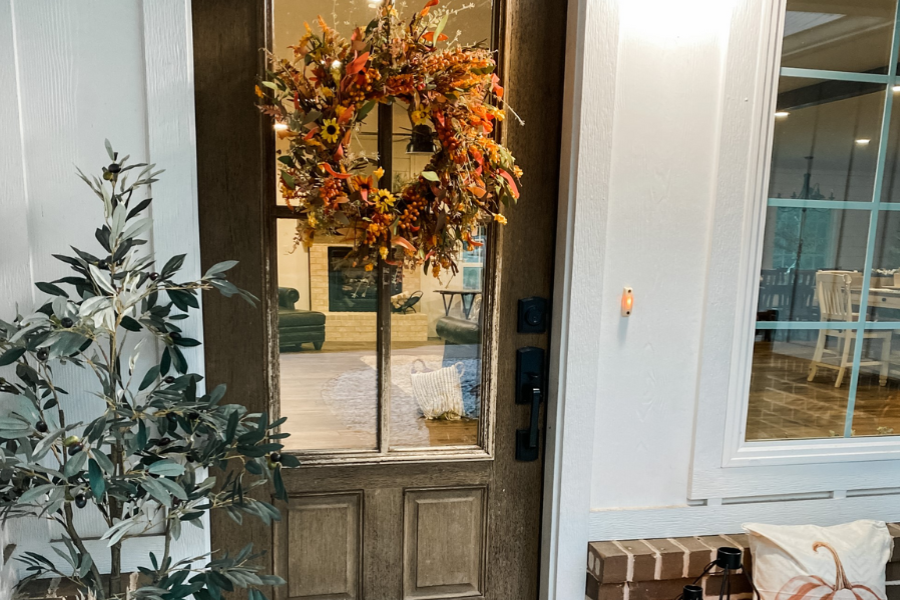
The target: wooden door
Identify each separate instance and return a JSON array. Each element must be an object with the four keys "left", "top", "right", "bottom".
[{"left": 191, "top": 1, "right": 566, "bottom": 598}]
